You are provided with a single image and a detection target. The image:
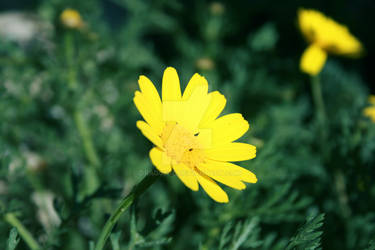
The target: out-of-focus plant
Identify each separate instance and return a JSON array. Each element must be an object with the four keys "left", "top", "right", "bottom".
[
  {"left": 298, "top": 8, "right": 363, "bottom": 76},
  {"left": 1, "top": 1, "right": 374, "bottom": 250}
]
